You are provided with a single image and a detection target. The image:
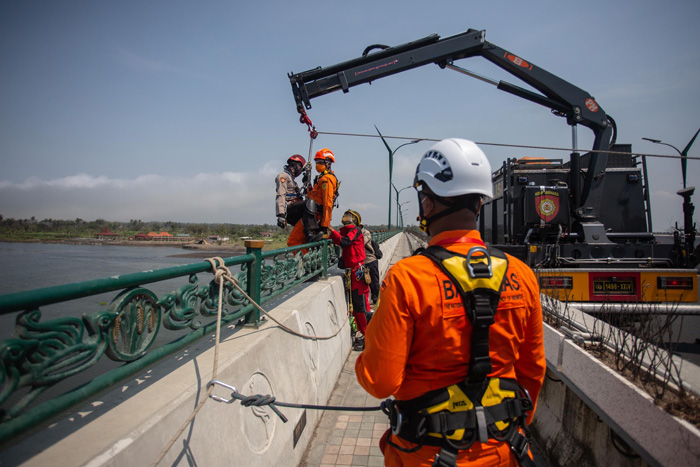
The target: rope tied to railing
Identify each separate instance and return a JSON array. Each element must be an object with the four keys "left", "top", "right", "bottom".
[
  {"left": 203, "top": 256, "right": 350, "bottom": 341},
  {"left": 152, "top": 252, "right": 359, "bottom": 464}
]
